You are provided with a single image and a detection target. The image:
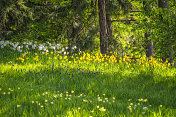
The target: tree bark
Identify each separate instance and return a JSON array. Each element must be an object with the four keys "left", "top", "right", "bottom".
[
  {"left": 143, "top": 1, "right": 153, "bottom": 57},
  {"left": 98, "top": 0, "right": 108, "bottom": 55},
  {"left": 106, "top": 0, "right": 113, "bottom": 50},
  {"left": 158, "top": 0, "right": 174, "bottom": 64},
  {"left": 68, "top": 0, "right": 82, "bottom": 53}
]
